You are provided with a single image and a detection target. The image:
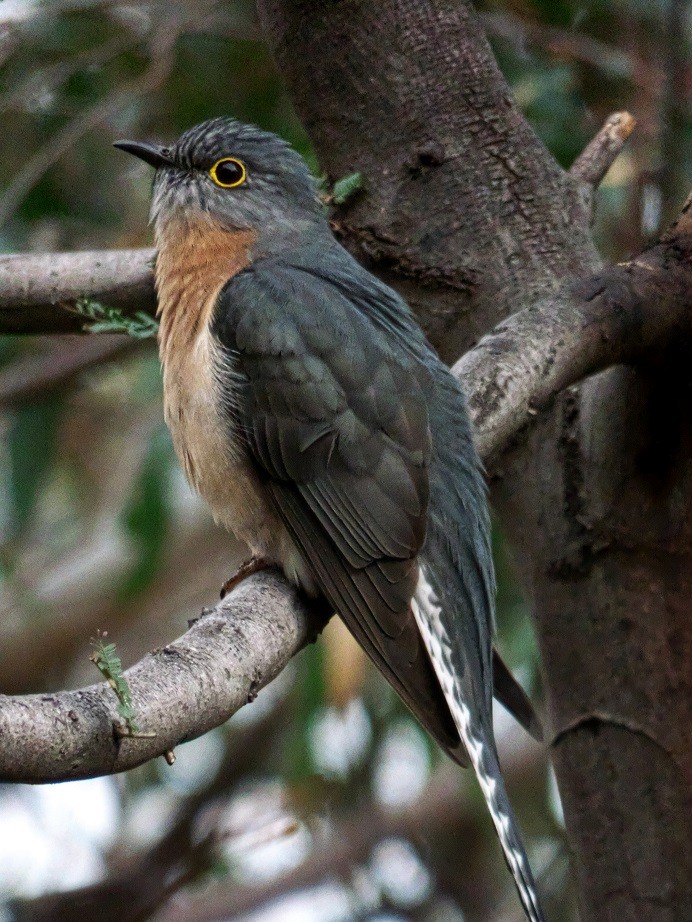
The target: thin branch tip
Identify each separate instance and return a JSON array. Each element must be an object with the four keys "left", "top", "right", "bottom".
[
  {"left": 605, "top": 110, "right": 636, "bottom": 140},
  {"left": 571, "top": 110, "right": 637, "bottom": 187}
]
